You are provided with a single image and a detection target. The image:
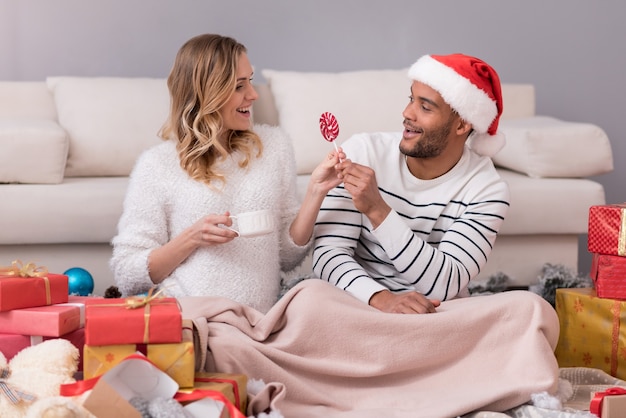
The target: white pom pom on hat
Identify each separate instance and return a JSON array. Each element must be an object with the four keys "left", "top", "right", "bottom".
[{"left": 407, "top": 54, "right": 505, "bottom": 157}]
